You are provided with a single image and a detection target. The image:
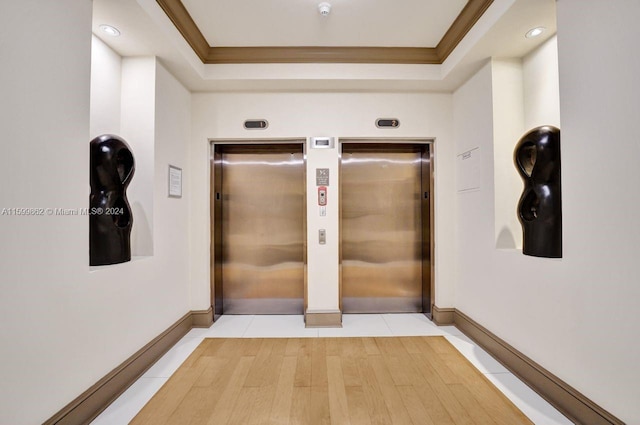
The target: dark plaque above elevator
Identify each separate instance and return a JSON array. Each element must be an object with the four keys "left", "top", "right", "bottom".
[
  {"left": 243, "top": 119, "right": 268, "bottom": 130},
  {"left": 376, "top": 119, "right": 400, "bottom": 128}
]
